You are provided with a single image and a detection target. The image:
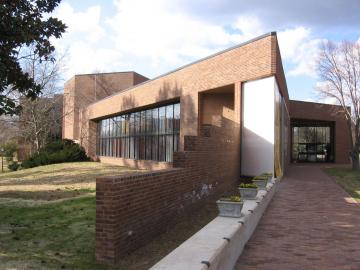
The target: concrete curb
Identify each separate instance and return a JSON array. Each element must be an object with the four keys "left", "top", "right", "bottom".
[{"left": 150, "top": 178, "right": 280, "bottom": 270}]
